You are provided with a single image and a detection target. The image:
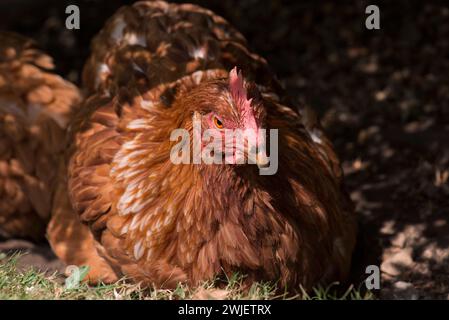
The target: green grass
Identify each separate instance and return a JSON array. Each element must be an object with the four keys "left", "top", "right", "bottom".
[{"left": 0, "top": 253, "right": 374, "bottom": 300}]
